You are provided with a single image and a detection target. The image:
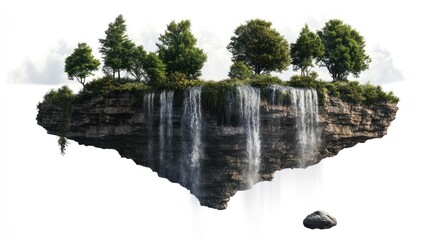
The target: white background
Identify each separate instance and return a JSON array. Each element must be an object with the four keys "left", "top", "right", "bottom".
[{"left": 1, "top": 0, "right": 428, "bottom": 239}]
